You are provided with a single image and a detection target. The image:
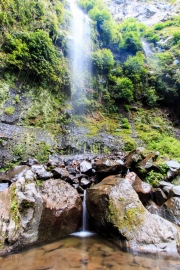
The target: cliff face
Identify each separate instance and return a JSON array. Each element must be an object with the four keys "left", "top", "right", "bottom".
[{"left": 108, "top": 0, "right": 180, "bottom": 25}]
